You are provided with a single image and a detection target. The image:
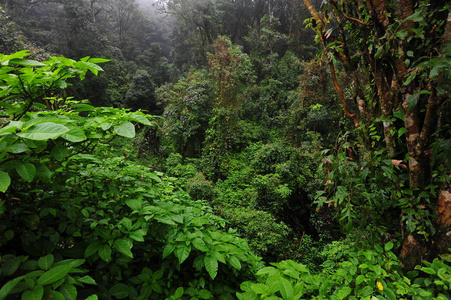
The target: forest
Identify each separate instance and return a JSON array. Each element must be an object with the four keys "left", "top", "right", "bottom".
[{"left": 0, "top": 0, "right": 450, "bottom": 299}]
